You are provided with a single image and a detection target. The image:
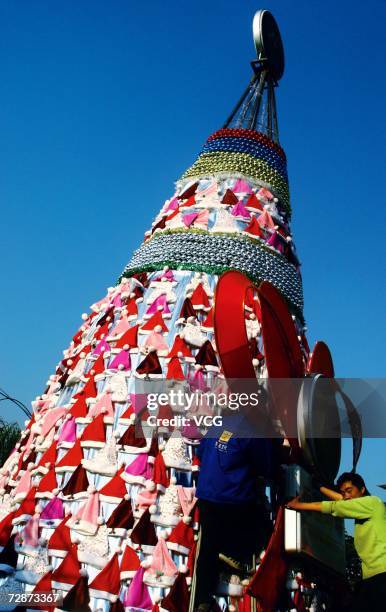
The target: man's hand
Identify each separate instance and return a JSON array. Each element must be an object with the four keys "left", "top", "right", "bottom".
[
  {"left": 286, "top": 496, "right": 323, "bottom": 513},
  {"left": 286, "top": 496, "right": 302, "bottom": 509}
]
